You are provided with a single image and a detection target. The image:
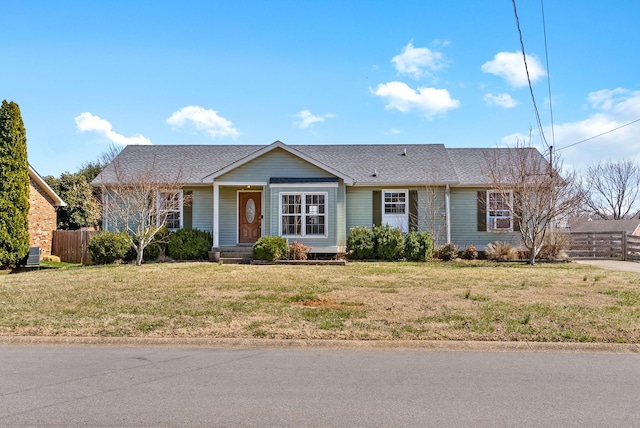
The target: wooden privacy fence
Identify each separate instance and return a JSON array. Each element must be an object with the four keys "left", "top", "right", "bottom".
[
  {"left": 568, "top": 231, "right": 640, "bottom": 262},
  {"left": 52, "top": 230, "right": 99, "bottom": 264}
]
